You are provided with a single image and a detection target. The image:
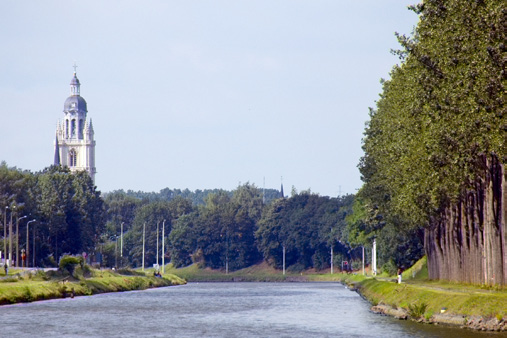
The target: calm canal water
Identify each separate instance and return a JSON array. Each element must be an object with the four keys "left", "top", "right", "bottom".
[{"left": 0, "top": 282, "right": 501, "bottom": 337}]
